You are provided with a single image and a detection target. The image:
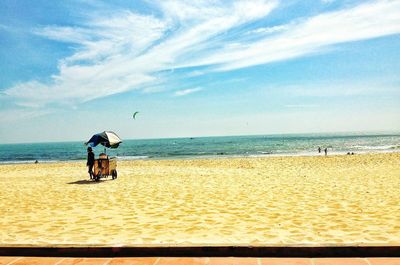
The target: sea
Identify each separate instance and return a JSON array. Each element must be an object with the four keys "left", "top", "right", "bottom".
[{"left": 0, "top": 133, "right": 399, "bottom": 164}]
